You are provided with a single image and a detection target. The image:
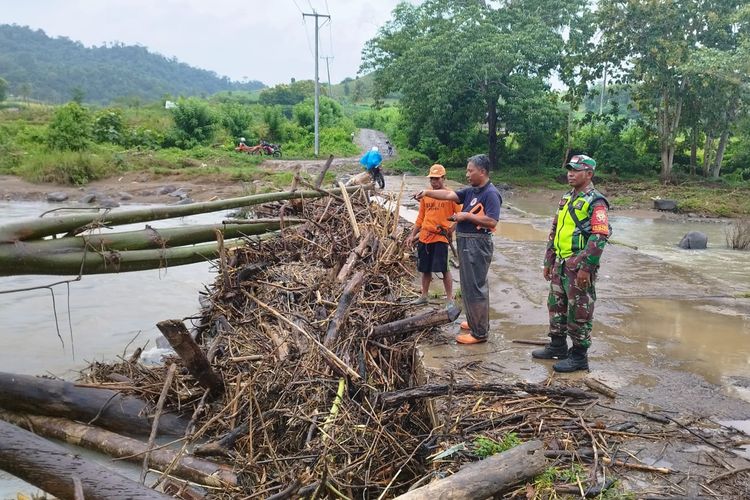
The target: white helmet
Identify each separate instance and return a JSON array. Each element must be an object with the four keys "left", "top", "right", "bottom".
[{"left": 371, "top": 146, "right": 379, "bottom": 152}]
